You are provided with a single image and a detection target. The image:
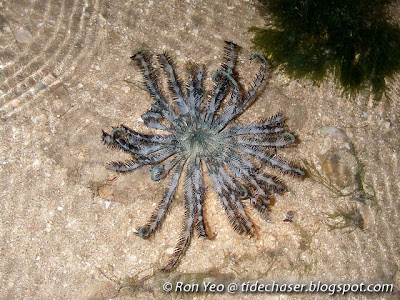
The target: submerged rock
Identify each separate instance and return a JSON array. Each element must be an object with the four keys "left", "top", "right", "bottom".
[{"left": 320, "top": 147, "right": 358, "bottom": 190}]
